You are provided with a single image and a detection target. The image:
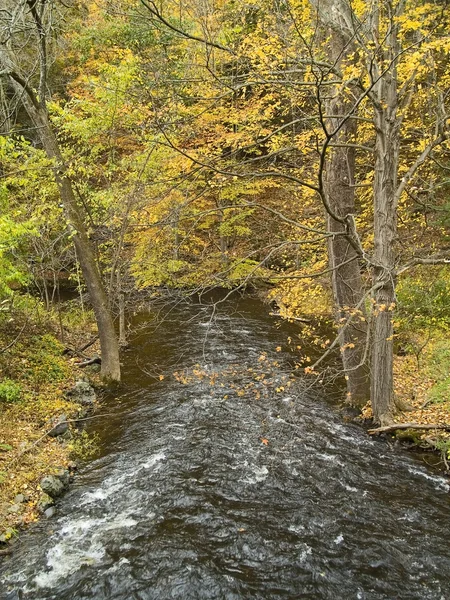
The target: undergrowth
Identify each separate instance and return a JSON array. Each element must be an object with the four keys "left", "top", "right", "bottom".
[{"left": 0, "top": 293, "right": 98, "bottom": 541}]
